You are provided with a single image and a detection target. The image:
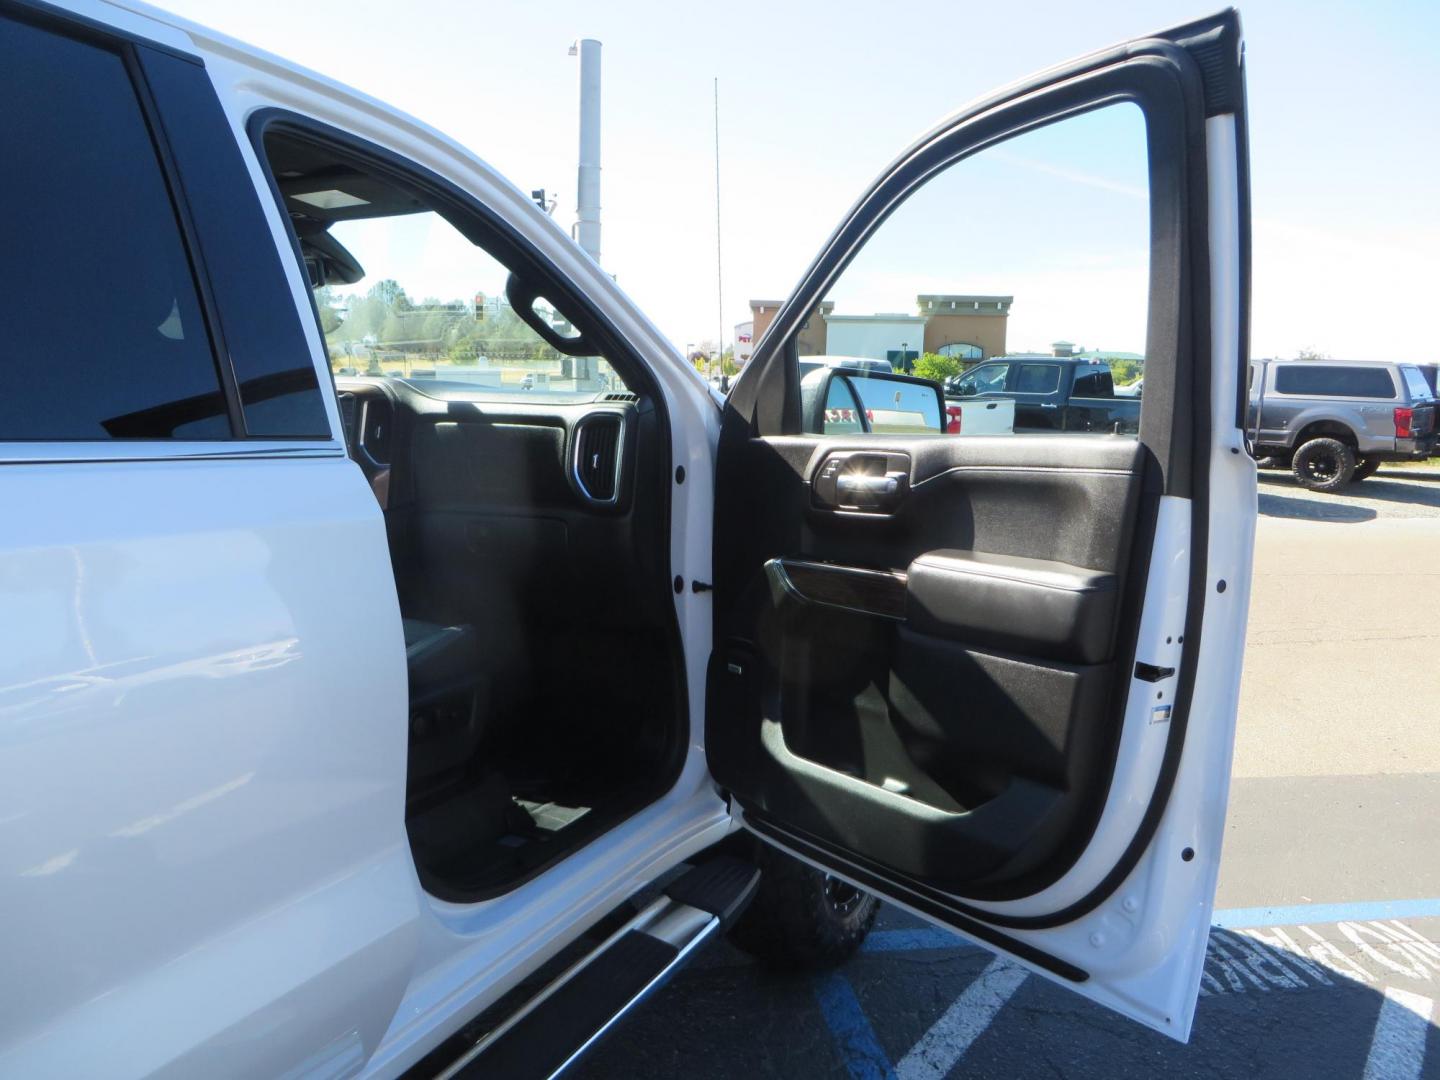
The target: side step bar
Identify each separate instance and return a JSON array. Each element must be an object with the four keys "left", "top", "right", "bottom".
[{"left": 436, "top": 858, "right": 760, "bottom": 1080}]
